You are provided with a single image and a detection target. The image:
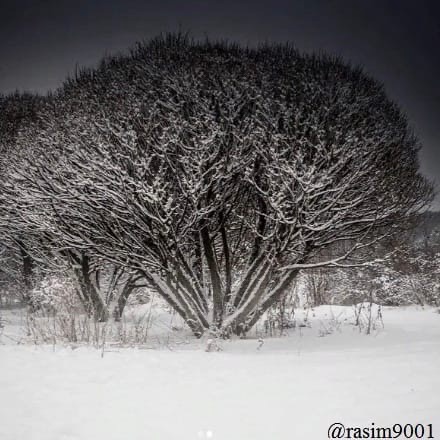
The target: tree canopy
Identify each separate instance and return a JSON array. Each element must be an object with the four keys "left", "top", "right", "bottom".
[{"left": 1, "top": 34, "right": 433, "bottom": 336}]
